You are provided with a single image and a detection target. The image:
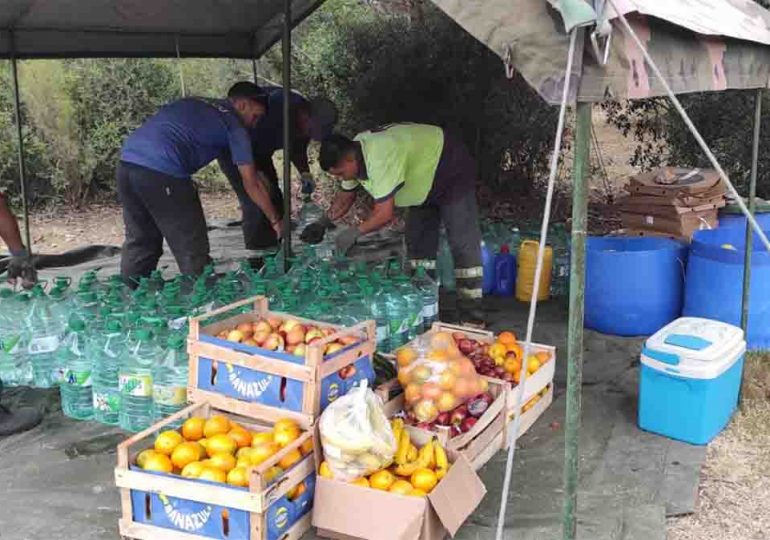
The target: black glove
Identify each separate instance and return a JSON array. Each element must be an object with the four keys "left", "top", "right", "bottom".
[
  {"left": 300, "top": 216, "right": 333, "bottom": 244},
  {"left": 7, "top": 250, "right": 37, "bottom": 289},
  {"left": 335, "top": 227, "right": 361, "bottom": 255}
]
